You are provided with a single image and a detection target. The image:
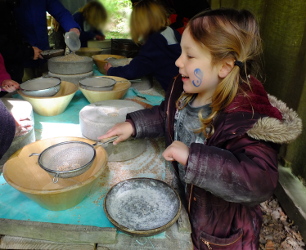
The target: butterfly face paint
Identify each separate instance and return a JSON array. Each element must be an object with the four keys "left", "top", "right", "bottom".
[{"left": 192, "top": 68, "right": 203, "bottom": 87}]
